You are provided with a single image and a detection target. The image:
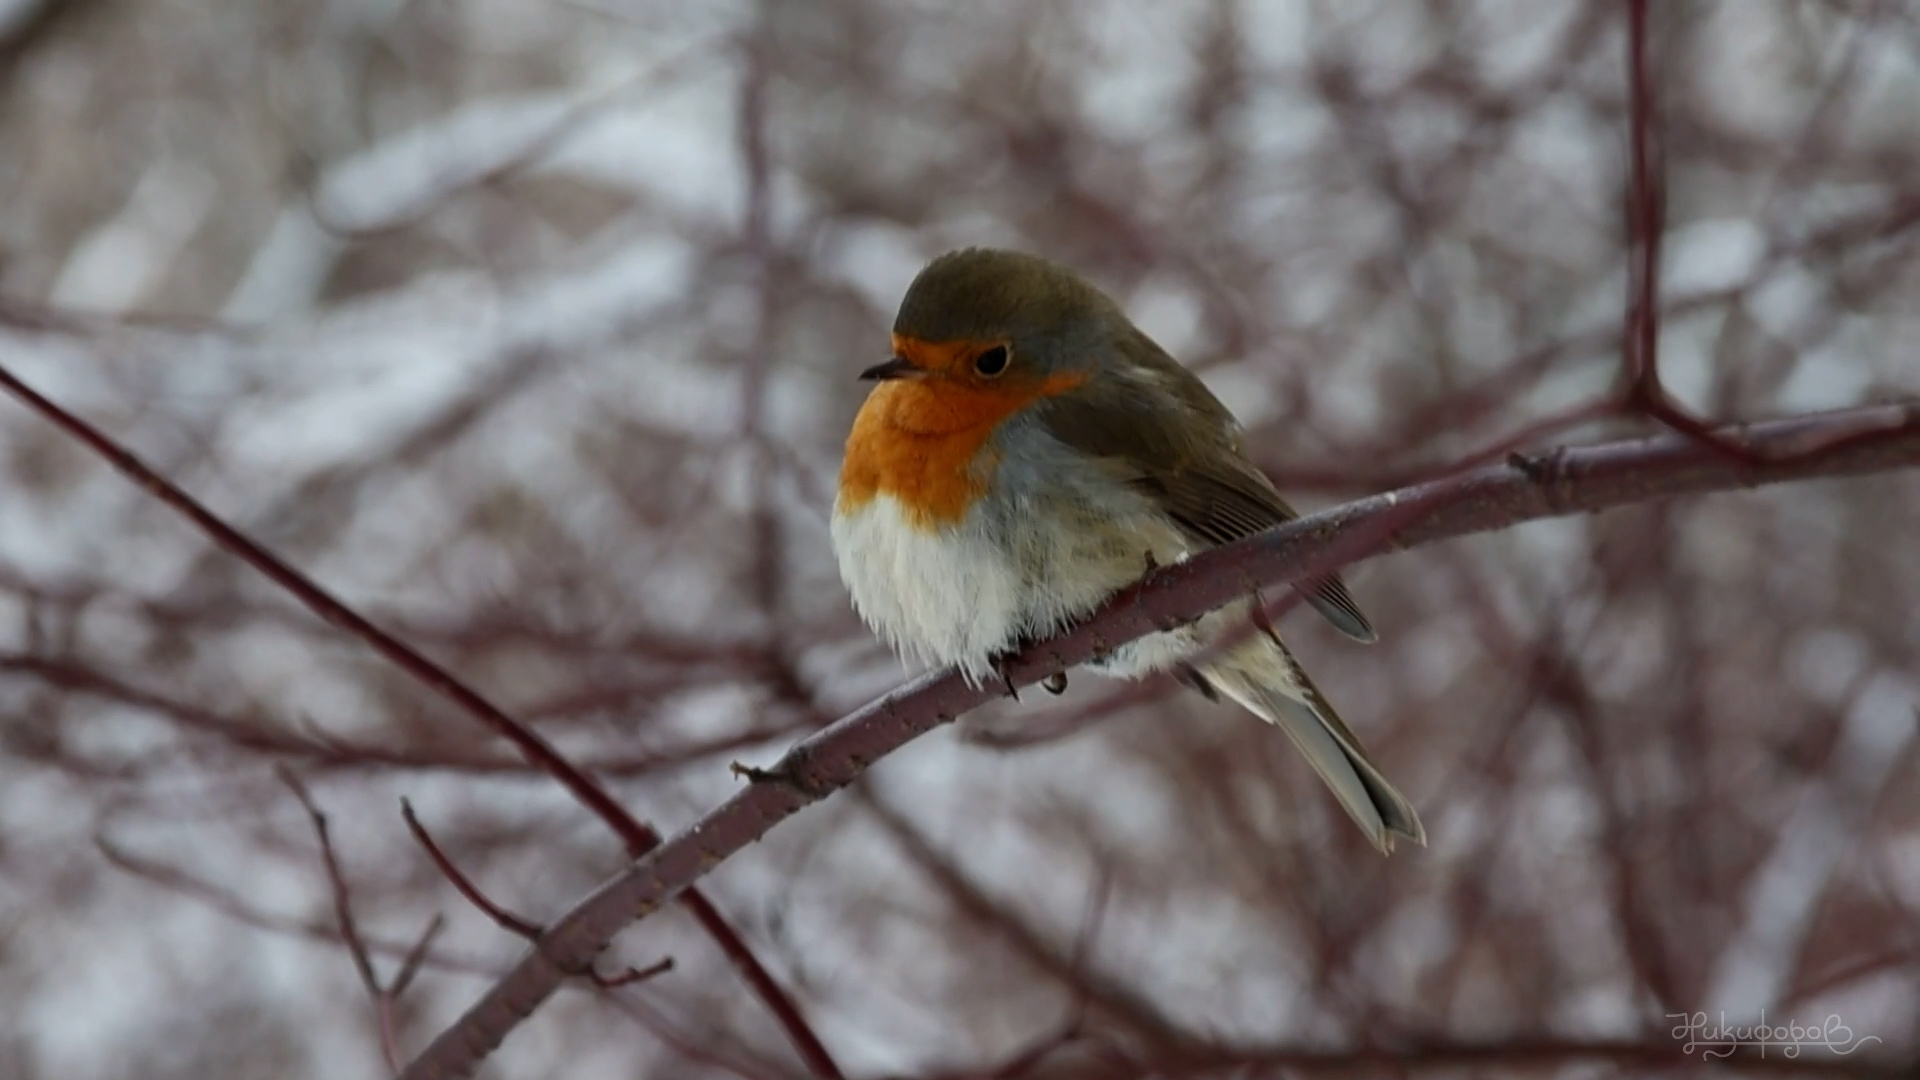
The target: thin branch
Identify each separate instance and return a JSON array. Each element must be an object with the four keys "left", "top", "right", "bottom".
[
  {"left": 596, "top": 957, "right": 676, "bottom": 989},
  {"left": 0, "top": 361, "right": 838, "bottom": 1078},
  {"left": 390, "top": 915, "right": 446, "bottom": 1001},
  {"left": 400, "top": 798, "right": 675, "bottom": 991},
  {"left": 401, "top": 799, "right": 542, "bottom": 939},
  {"left": 279, "top": 767, "right": 385, "bottom": 1002},
  {"left": 279, "top": 767, "right": 445, "bottom": 1073},
  {"left": 1621, "top": 0, "right": 1665, "bottom": 395},
  {"left": 397, "top": 401, "right": 1920, "bottom": 1079},
  {"left": 1618, "top": 0, "right": 1753, "bottom": 460}
]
